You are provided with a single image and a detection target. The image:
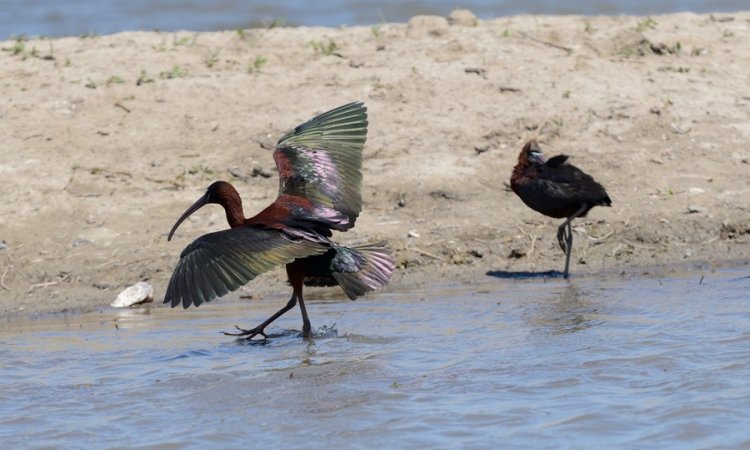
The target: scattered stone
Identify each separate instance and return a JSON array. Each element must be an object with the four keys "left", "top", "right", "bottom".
[
  {"left": 686, "top": 205, "right": 703, "bottom": 214},
  {"left": 228, "top": 166, "right": 273, "bottom": 180},
  {"left": 407, "top": 15, "right": 450, "bottom": 37},
  {"left": 687, "top": 187, "right": 705, "bottom": 195},
  {"left": 251, "top": 167, "right": 273, "bottom": 178},
  {"left": 407, "top": 230, "right": 420, "bottom": 238},
  {"left": 508, "top": 248, "right": 526, "bottom": 259},
  {"left": 71, "top": 238, "right": 92, "bottom": 248},
  {"left": 720, "top": 220, "right": 750, "bottom": 240},
  {"left": 447, "top": 9, "right": 478, "bottom": 27},
  {"left": 474, "top": 145, "right": 490, "bottom": 155},
  {"left": 429, "top": 190, "right": 460, "bottom": 201},
  {"left": 93, "top": 282, "right": 112, "bottom": 290},
  {"left": 111, "top": 281, "right": 154, "bottom": 308},
  {"left": 464, "top": 67, "right": 486, "bottom": 78},
  {"left": 349, "top": 59, "right": 364, "bottom": 68},
  {"left": 0, "top": 240, "right": 6, "bottom": 251},
  {"left": 650, "top": 41, "right": 681, "bottom": 55},
  {"left": 397, "top": 196, "right": 407, "bottom": 207},
  {"left": 228, "top": 166, "right": 246, "bottom": 179},
  {"left": 691, "top": 47, "right": 708, "bottom": 56},
  {"left": 469, "top": 249, "right": 484, "bottom": 258}
]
